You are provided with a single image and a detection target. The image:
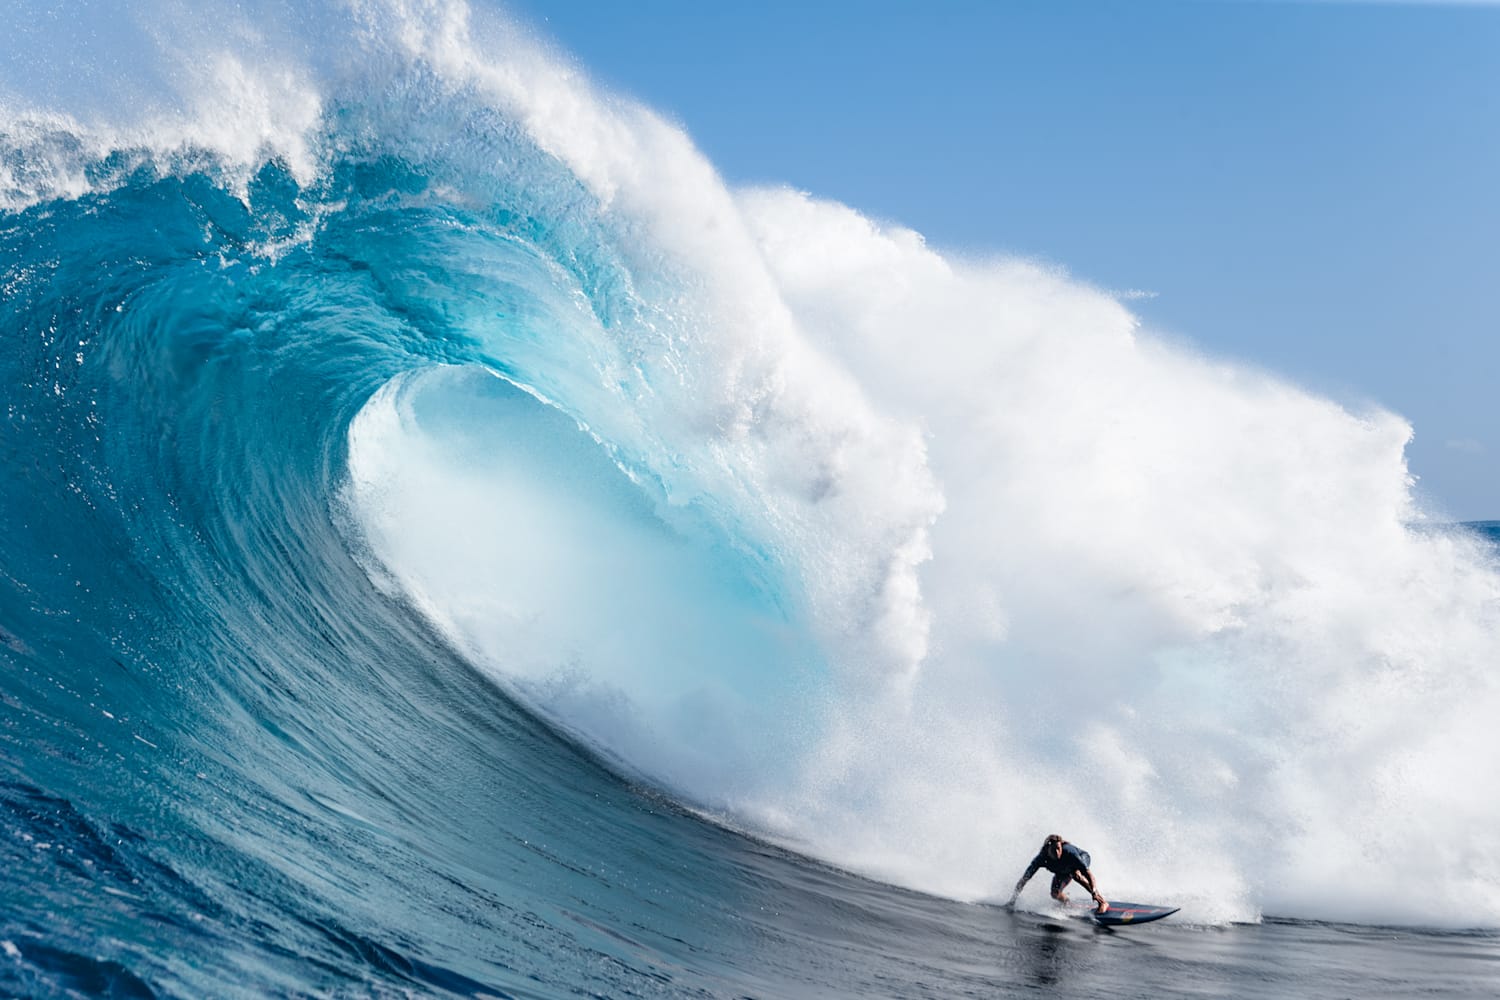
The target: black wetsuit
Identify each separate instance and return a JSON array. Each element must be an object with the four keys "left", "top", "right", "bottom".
[
  {"left": 1018, "top": 841, "right": 1100, "bottom": 906},
  {"left": 1032, "top": 842, "right": 1090, "bottom": 877}
]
